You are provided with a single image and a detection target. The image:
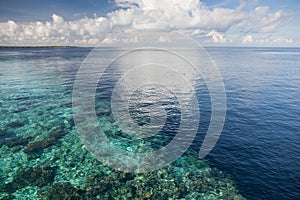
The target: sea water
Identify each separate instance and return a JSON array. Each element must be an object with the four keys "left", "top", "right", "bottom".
[{"left": 0, "top": 46, "right": 299, "bottom": 199}]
